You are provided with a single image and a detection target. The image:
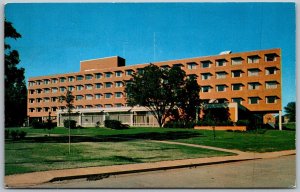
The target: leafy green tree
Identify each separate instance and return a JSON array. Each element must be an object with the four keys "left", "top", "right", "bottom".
[
  {"left": 5, "top": 19, "right": 27, "bottom": 127},
  {"left": 125, "top": 64, "right": 200, "bottom": 127},
  {"left": 284, "top": 102, "right": 296, "bottom": 122}
]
